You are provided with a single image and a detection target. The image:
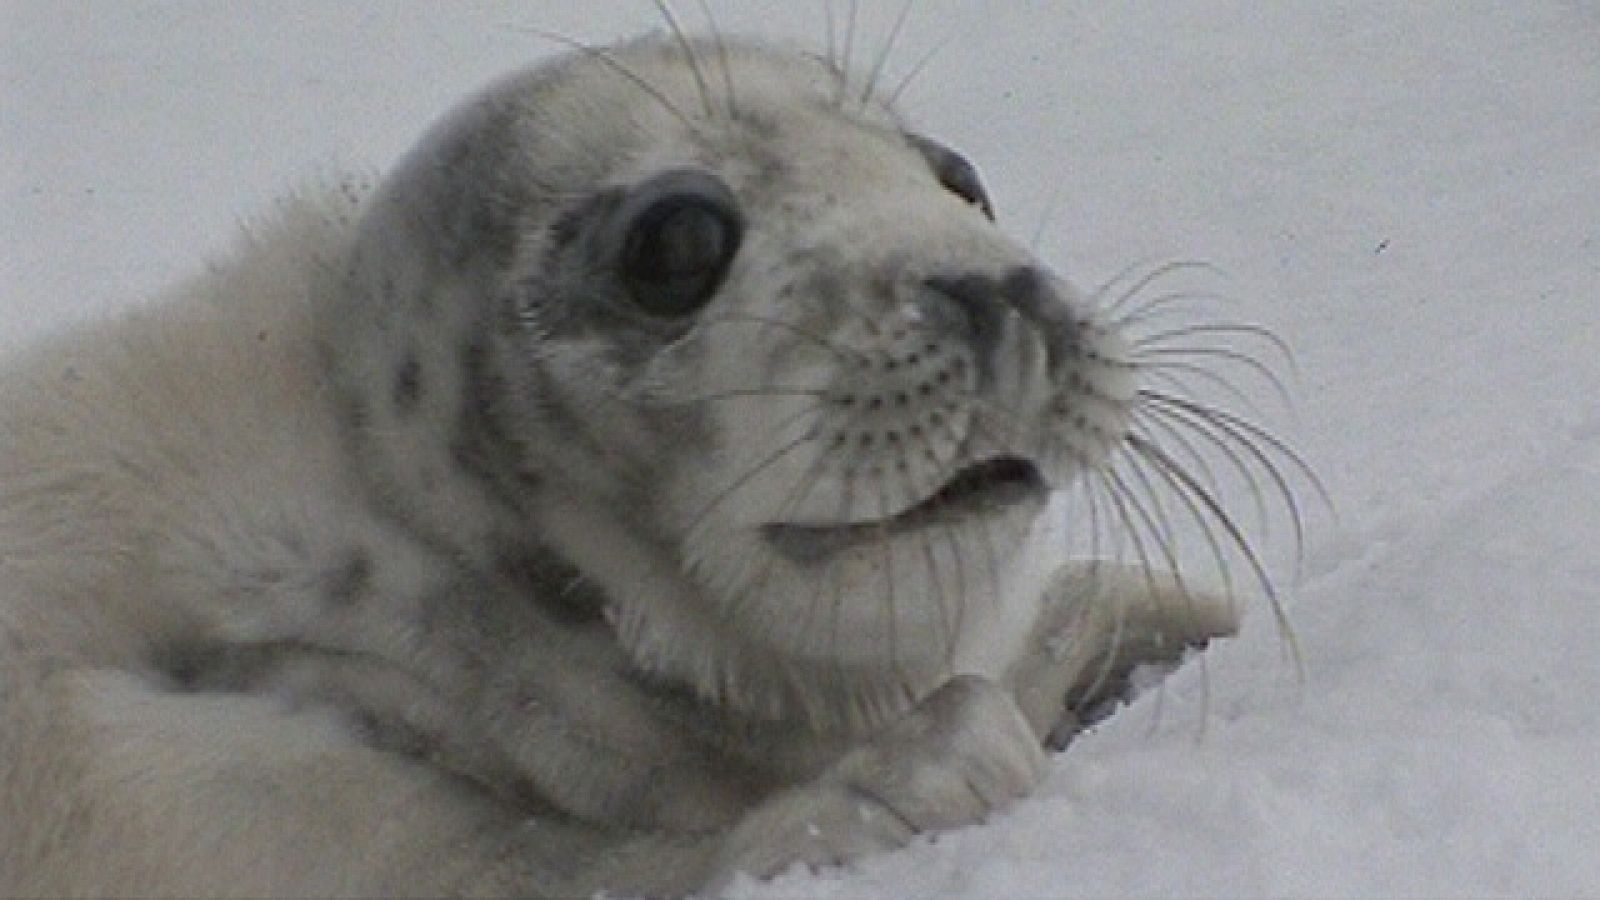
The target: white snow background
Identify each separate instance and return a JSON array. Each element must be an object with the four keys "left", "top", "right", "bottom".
[{"left": 4, "top": 2, "right": 1598, "bottom": 897}]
